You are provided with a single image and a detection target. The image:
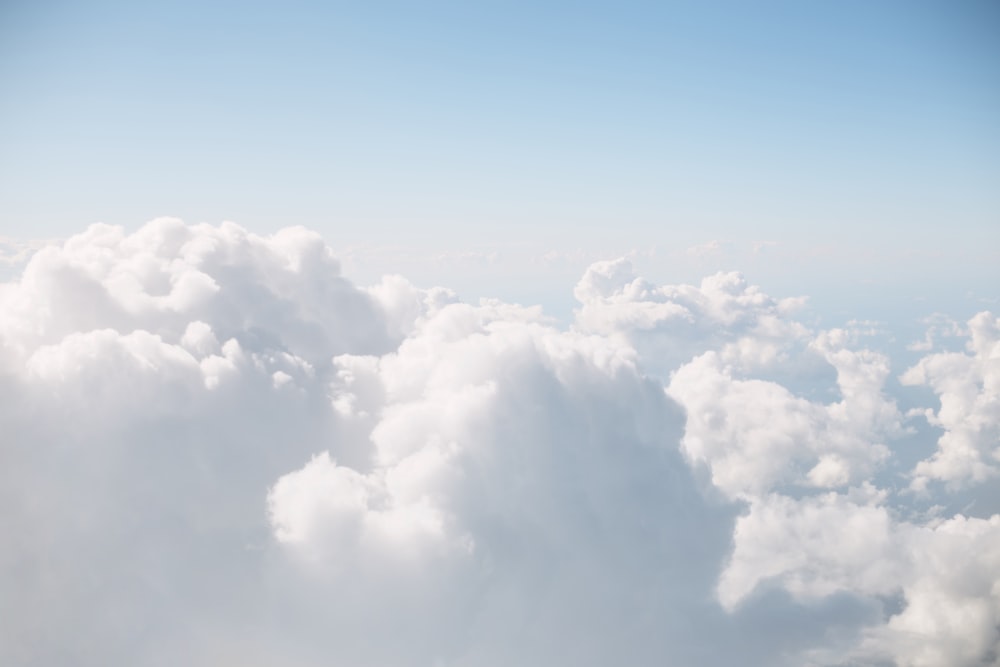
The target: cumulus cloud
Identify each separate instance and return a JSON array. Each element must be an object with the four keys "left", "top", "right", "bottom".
[
  {"left": 573, "top": 258, "right": 809, "bottom": 376},
  {"left": 721, "top": 494, "right": 1000, "bottom": 667},
  {"left": 0, "top": 235, "right": 57, "bottom": 271},
  {"left": 902, "top": 311, "right": 1000, "bottom": 490},
  {"left": 665, "top": 335, "right": 900, "bottom": 499},
  {"left": 1, "top": 221, "right": 998, "bottom": 667},
  {"left": 263, "top": 298, "right": 747, "bottom": 666}
]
